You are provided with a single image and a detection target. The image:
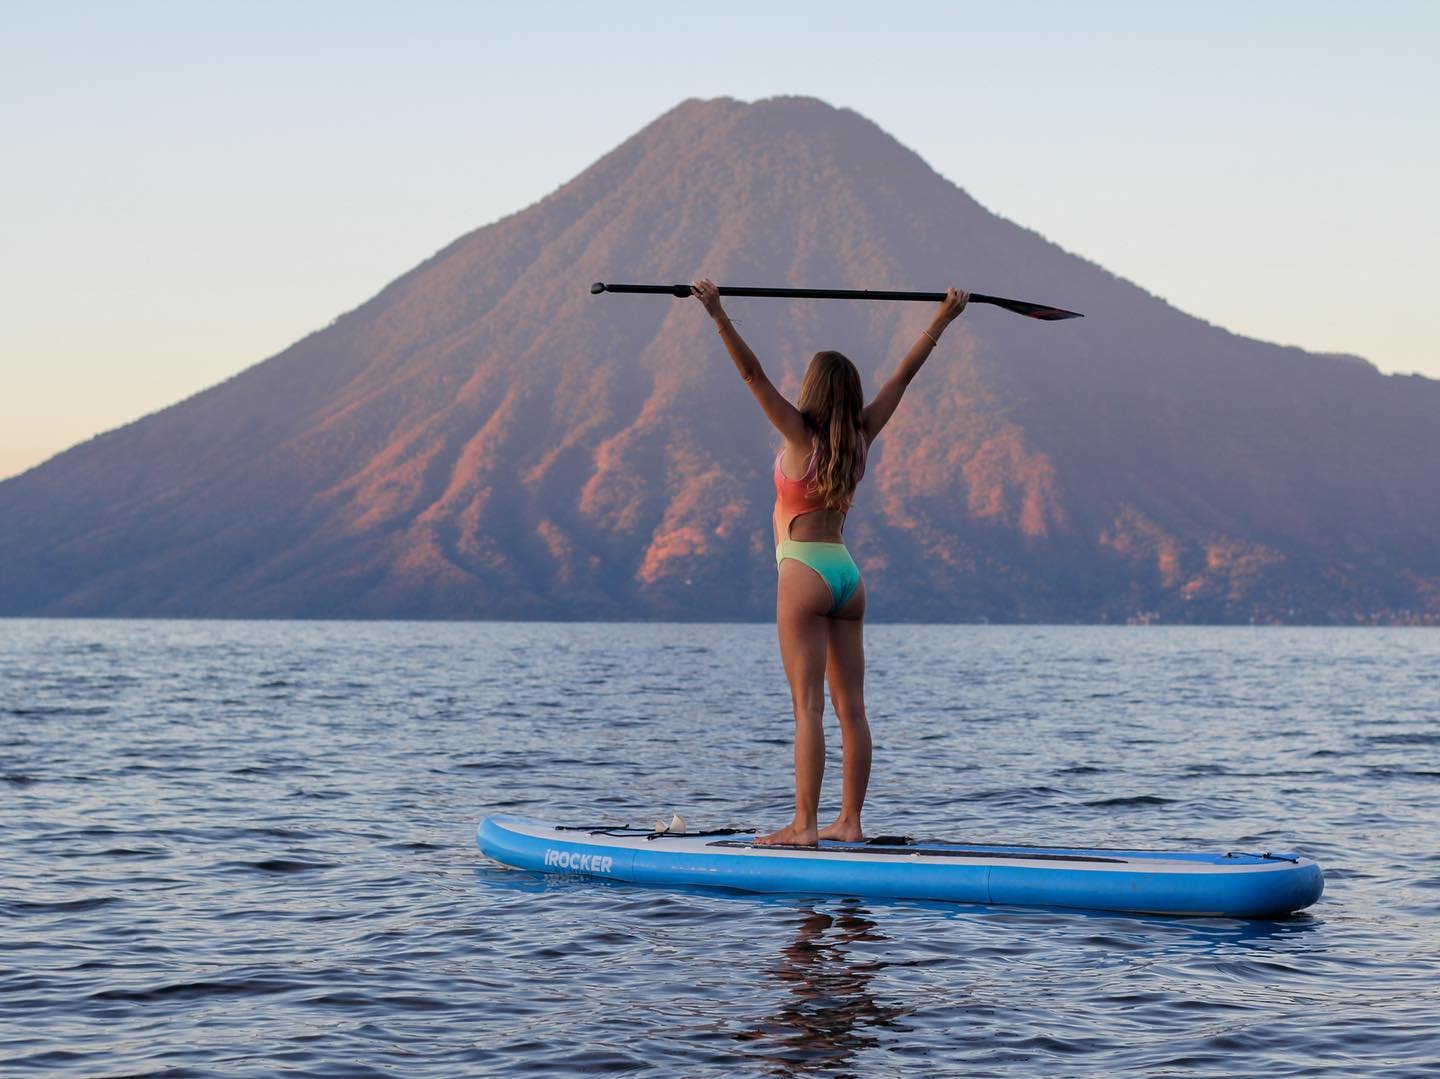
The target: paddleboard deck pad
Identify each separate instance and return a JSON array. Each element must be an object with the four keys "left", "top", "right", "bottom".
[{"left": 478, "top": 815, "right": 1323, "bottom": 918}]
